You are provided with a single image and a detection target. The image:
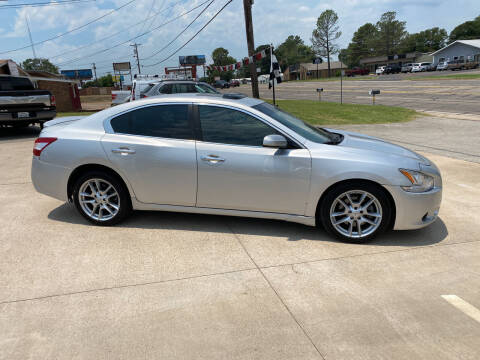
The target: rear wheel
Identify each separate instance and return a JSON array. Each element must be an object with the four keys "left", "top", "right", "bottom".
[
  {"left": 72, "top": 171, "right": 131, "bottom": 225},
  {"left": 319, "top": 182, "right": 392, "bottom": 243}
]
